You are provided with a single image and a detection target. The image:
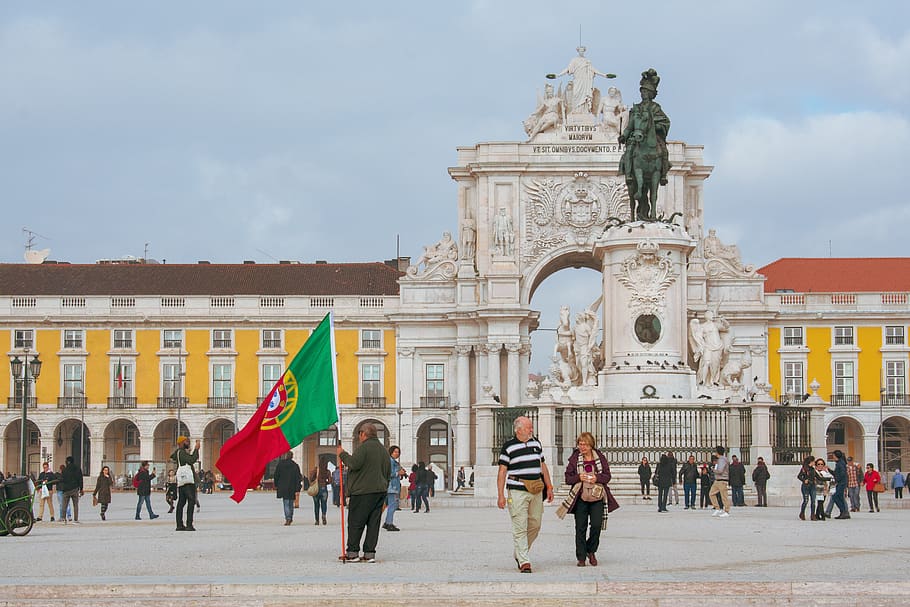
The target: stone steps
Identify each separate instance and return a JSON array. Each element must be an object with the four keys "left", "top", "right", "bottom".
[{"left": 3, "top": 582, "right": 906, "bottom": 607}]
